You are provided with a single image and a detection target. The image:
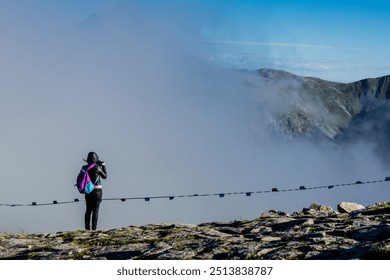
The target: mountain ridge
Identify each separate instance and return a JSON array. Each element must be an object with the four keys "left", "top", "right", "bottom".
[{"left": 243, "top": 68, "right": 390, "bottom": 140}]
